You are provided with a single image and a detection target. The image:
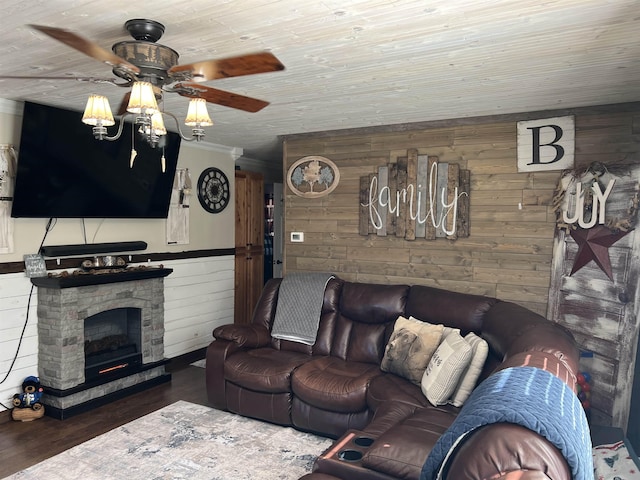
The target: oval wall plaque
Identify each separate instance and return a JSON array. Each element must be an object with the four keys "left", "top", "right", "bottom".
[{"left": 286, "top": 155, "right": 340, "bottom": 198}]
